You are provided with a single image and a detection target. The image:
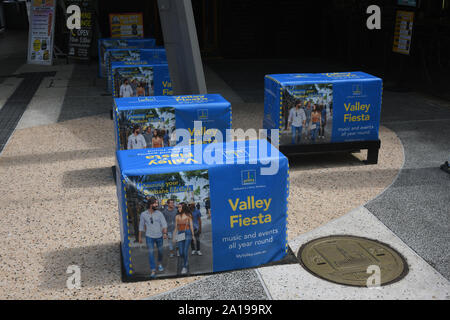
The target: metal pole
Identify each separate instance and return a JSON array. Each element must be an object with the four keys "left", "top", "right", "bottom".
[{"left": 157, "top": 0, "right": 207, "bottom": 95}]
